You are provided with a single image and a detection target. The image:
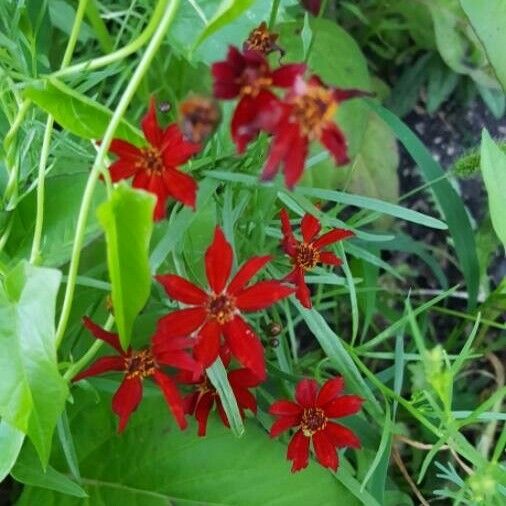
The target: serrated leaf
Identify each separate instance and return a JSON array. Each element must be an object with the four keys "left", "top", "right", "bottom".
[{"left": 97, "top": 184, "right": 155, "bottom": 350}]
